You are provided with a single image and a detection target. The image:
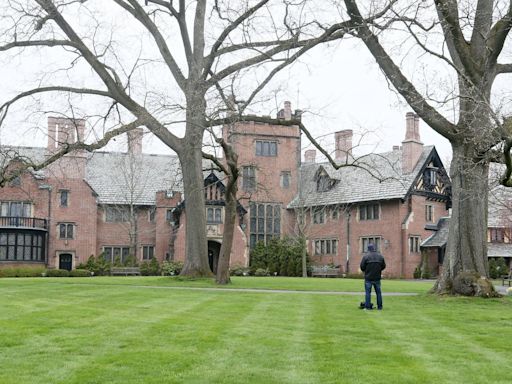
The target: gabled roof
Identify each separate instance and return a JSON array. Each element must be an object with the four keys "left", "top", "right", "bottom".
[
  {"left": 288, "top": 146, "right": 435, "bottom": 208},
  {"left": 0, "top": 145, "right": 183, "bottom": 205},
  {"left": 421, "top": 217, "right": 450, "bottom": 248},
  {"left": 86, "top": 152, "right": 182, "bottom": 205}
]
